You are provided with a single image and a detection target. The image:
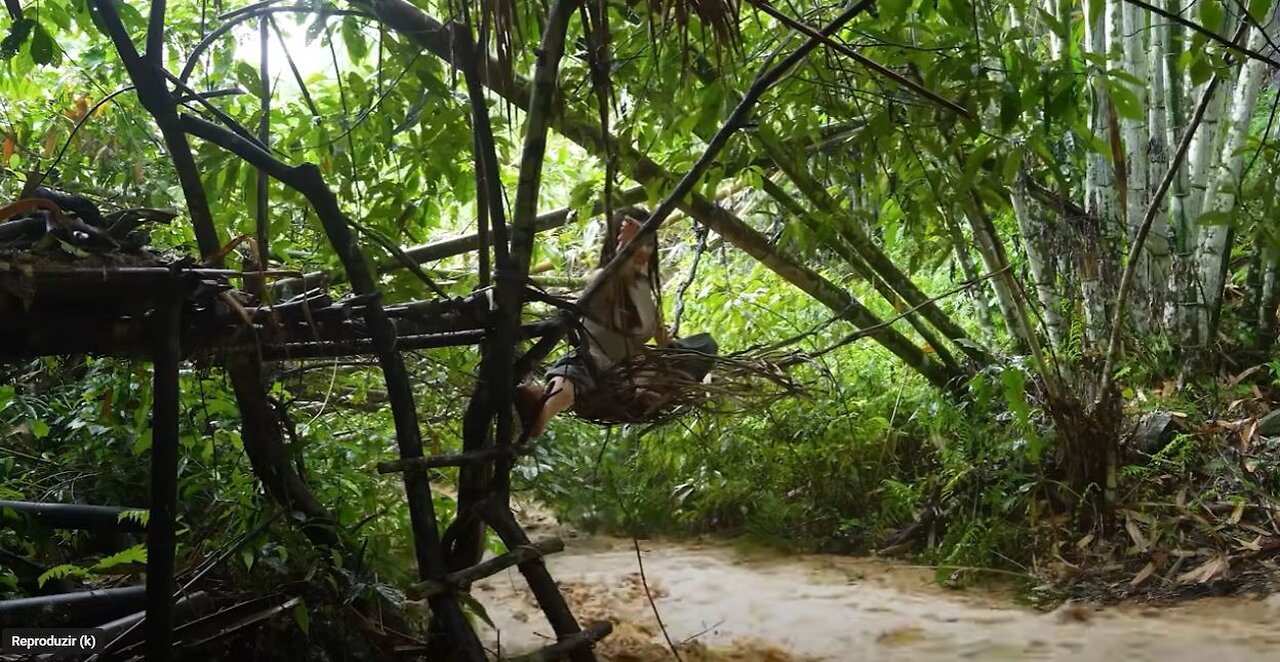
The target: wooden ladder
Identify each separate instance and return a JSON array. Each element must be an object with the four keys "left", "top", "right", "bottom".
[{"left": 379, "top": 451, "right": 612, "bottom": 661}]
